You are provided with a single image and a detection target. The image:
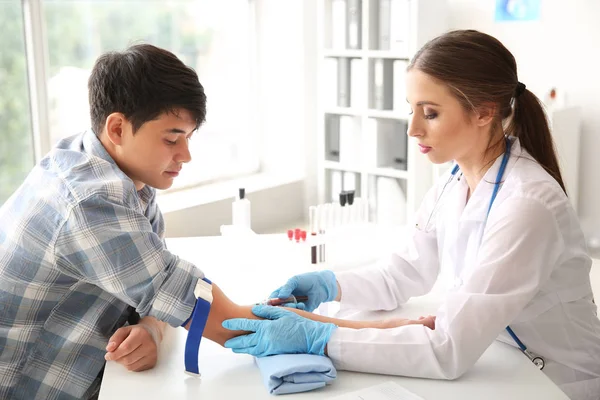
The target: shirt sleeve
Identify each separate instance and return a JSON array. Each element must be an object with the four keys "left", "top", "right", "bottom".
[
  {"left": 335, "top": 182, "right": 442, "bottom": 311},
  {"left": 328, "top": 196, "right": 564, "bottom": 379},
  {"left": 54, "top": 194, "right": 203, "bottom": 328}
]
